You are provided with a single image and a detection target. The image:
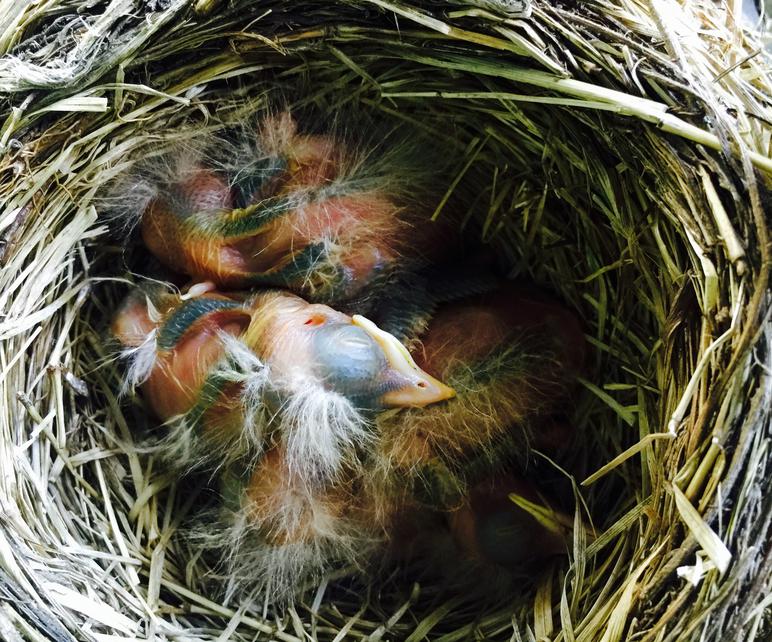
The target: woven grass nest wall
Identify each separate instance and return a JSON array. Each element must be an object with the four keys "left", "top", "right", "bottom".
[{"left": 0, "top": 0, "right": 770, "bottom": 640}]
